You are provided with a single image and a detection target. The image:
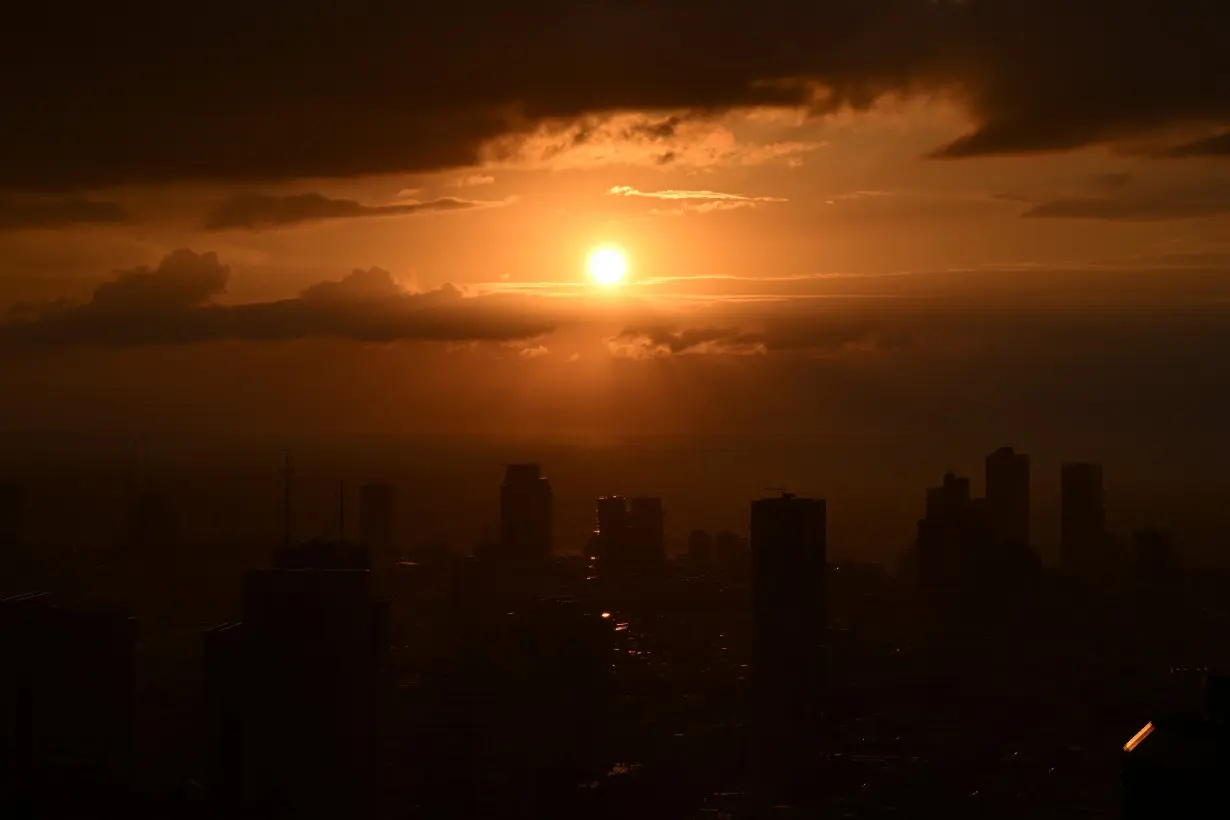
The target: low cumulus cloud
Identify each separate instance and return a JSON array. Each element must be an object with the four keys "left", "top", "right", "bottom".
[
  {"left": 0, "top": 196, "right": 131, "bottom": 230},
  {"left": 1, "top": 250, "right": 554, "bottom": 348},
  {"left": 453, "top": 174, "right": 495, "bottom": 187},
  {"left": 205, "top": 193, "right": 494, "bottom": 230}
]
